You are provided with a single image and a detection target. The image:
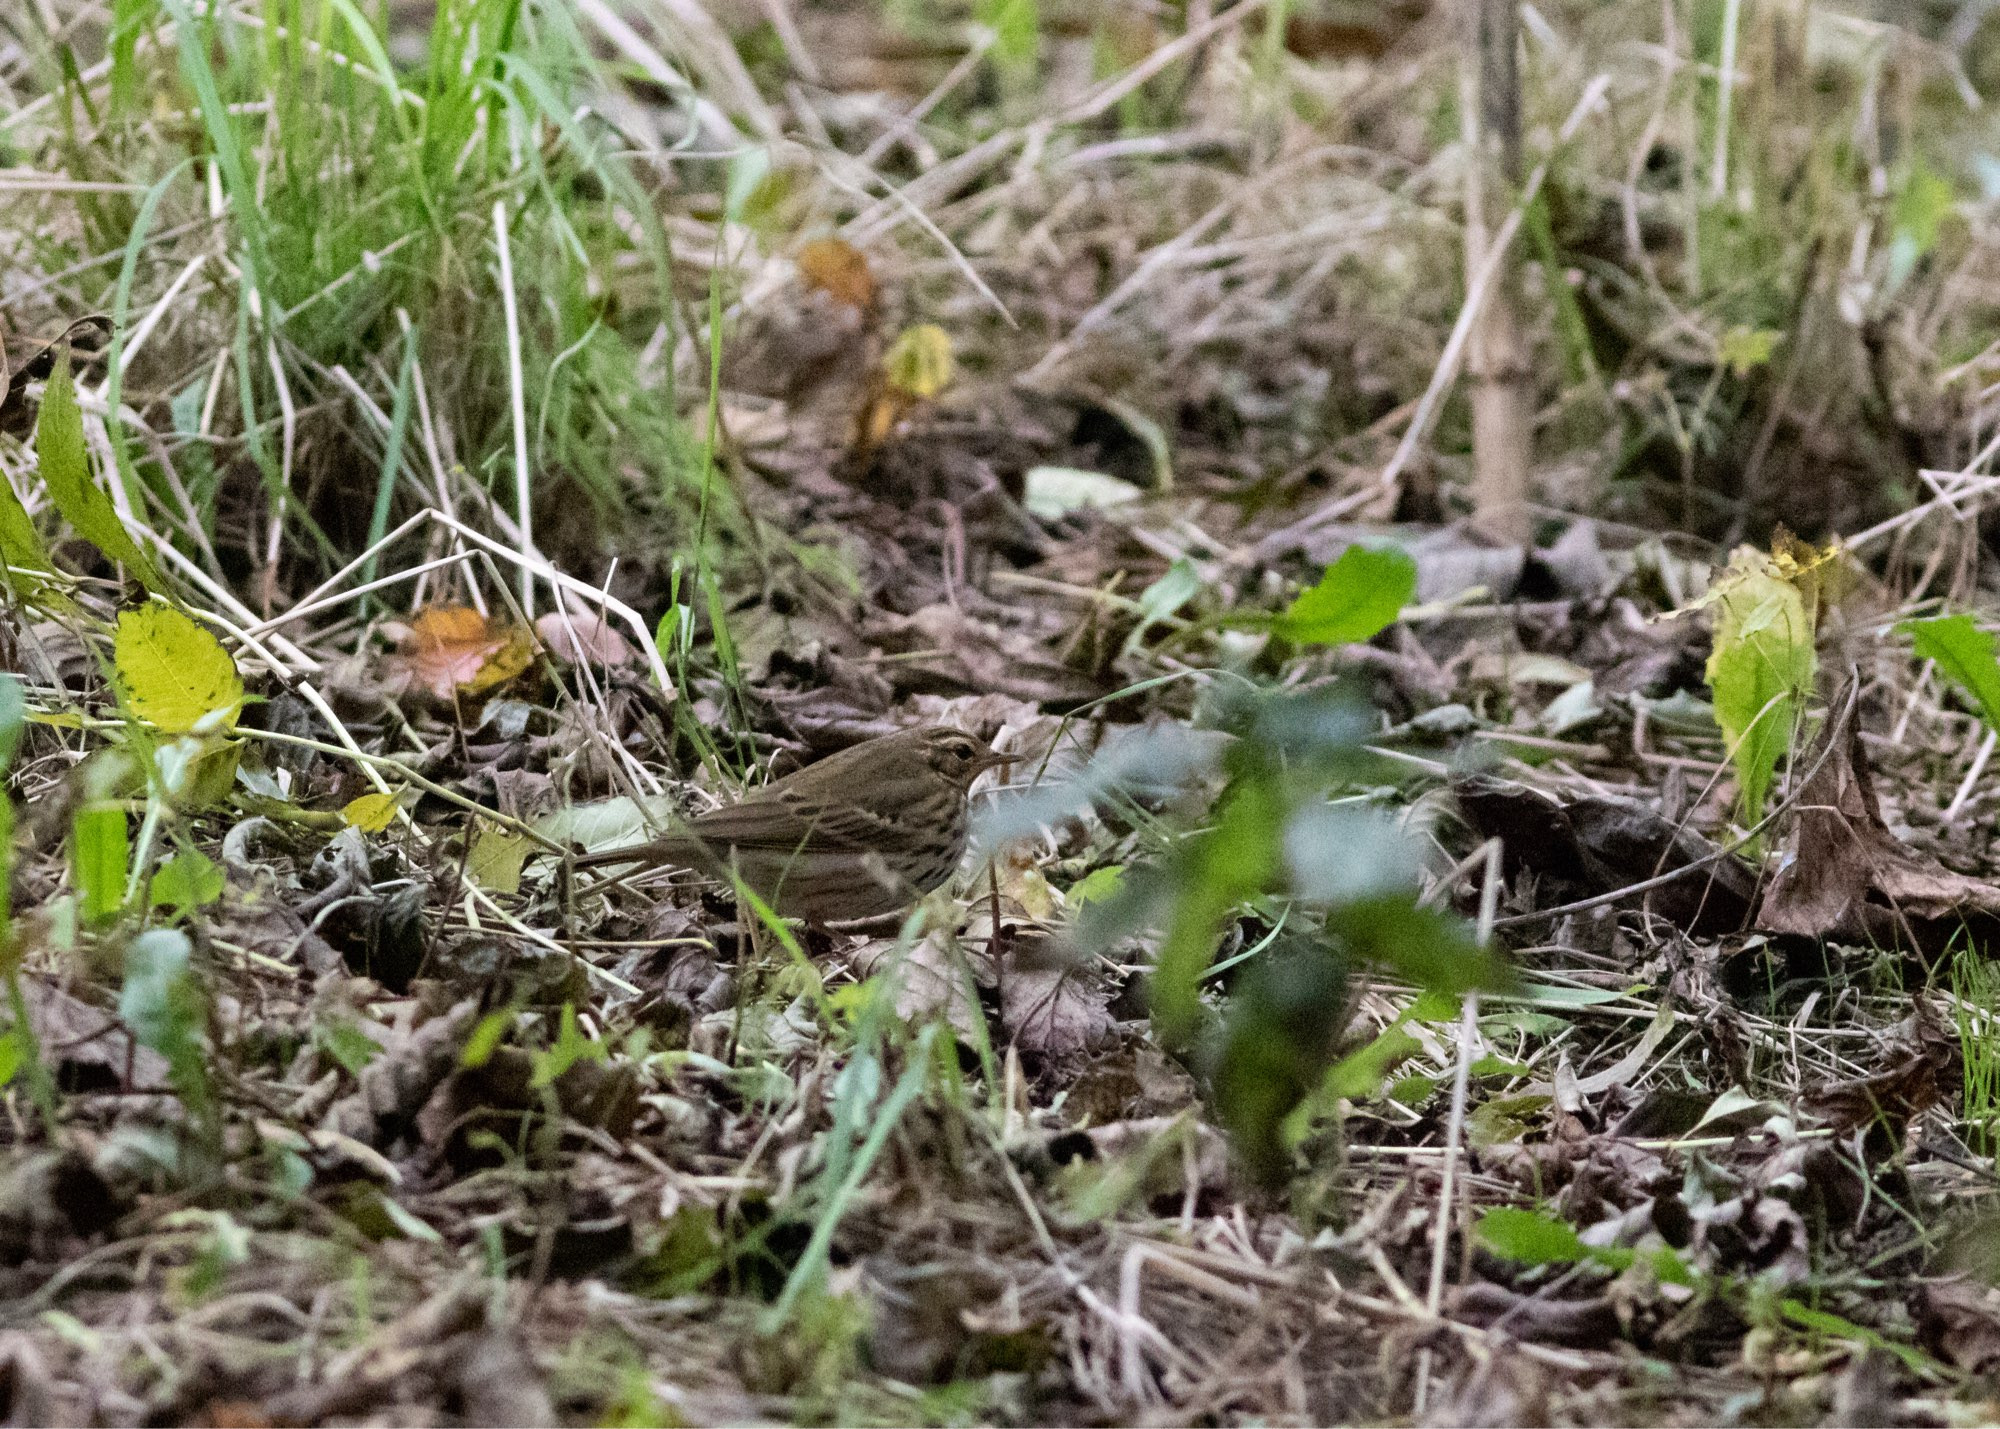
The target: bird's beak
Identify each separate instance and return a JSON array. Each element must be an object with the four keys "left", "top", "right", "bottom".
[{"left": 979, "top": 749, "right": 1024, "bottom": 773}]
